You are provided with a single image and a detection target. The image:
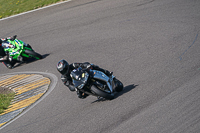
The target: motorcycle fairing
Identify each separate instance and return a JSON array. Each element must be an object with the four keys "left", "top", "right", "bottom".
[{"left": 92, "top": 70, "right": 114, "bottom": 93}]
